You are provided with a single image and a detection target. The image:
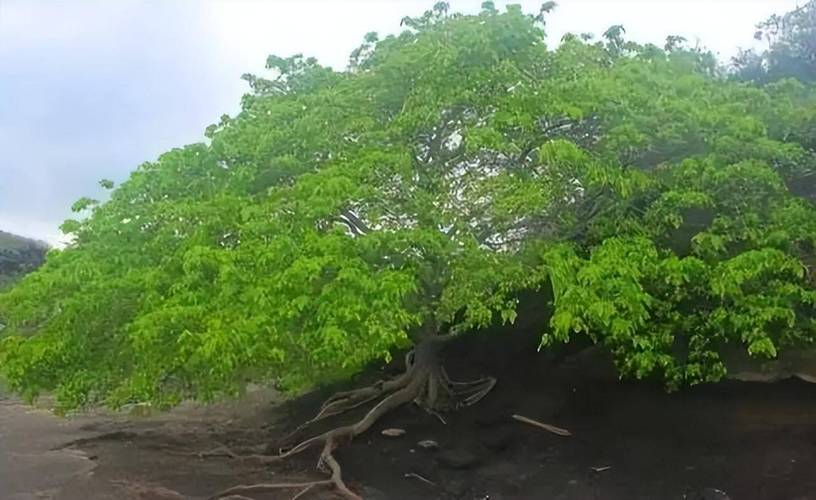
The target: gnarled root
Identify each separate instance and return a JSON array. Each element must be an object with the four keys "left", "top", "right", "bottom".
[
  {"left": 210, "top": 438, "right": 361, "bottom": 500},
  {"left": 275, "top": 352, "right": 416, "bottom": 449},
  {"left": 210, "top": 337, "right": 495, "bottom": 500},
  {"left": 418, "top": 365, "right": 496, "bottom": 412}
]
